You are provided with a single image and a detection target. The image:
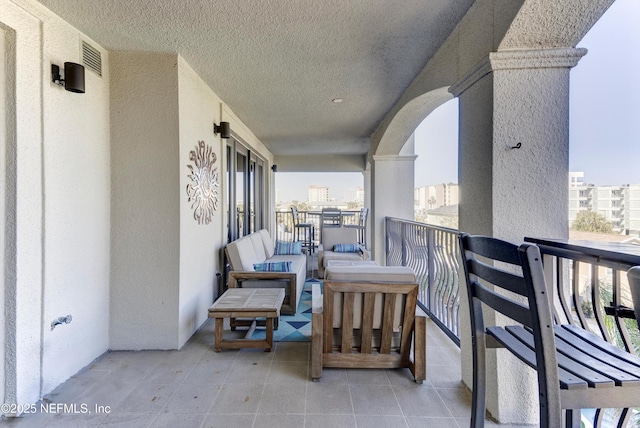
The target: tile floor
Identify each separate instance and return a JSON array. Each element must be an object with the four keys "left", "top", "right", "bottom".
[{"left": 1, "top": 316, "right": 534, "bottom": 428}]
